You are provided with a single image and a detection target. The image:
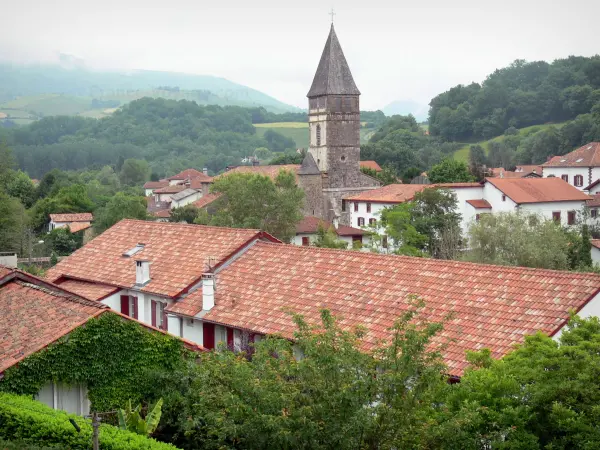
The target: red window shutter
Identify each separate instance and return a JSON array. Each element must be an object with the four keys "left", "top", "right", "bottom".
[
  {"left": 203, "top": 322, "right": 215, "bottom": 349},
  {"left": 354, "top": 202, "right": 358, "bottom": 212},
  {"left": 568, "top": 211, "right": 576, "bottom": 225},
  {"left": 302, "top": 237, "right": 309, "bottom": 246},
  {"left": 120, "top": 295, "right": 130, "bottom": 316},
  {"left": 553, "top": 212, "right": 561, "bottom": 222},
  {"left": 151, "top": 300, "right": 157, "bottom": 327},
  {"left": 132, "top": 297, "right": 138, "bottom": 319},
  {"left": 227, "top": 328, "right": 234, "bottom": 349}
]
